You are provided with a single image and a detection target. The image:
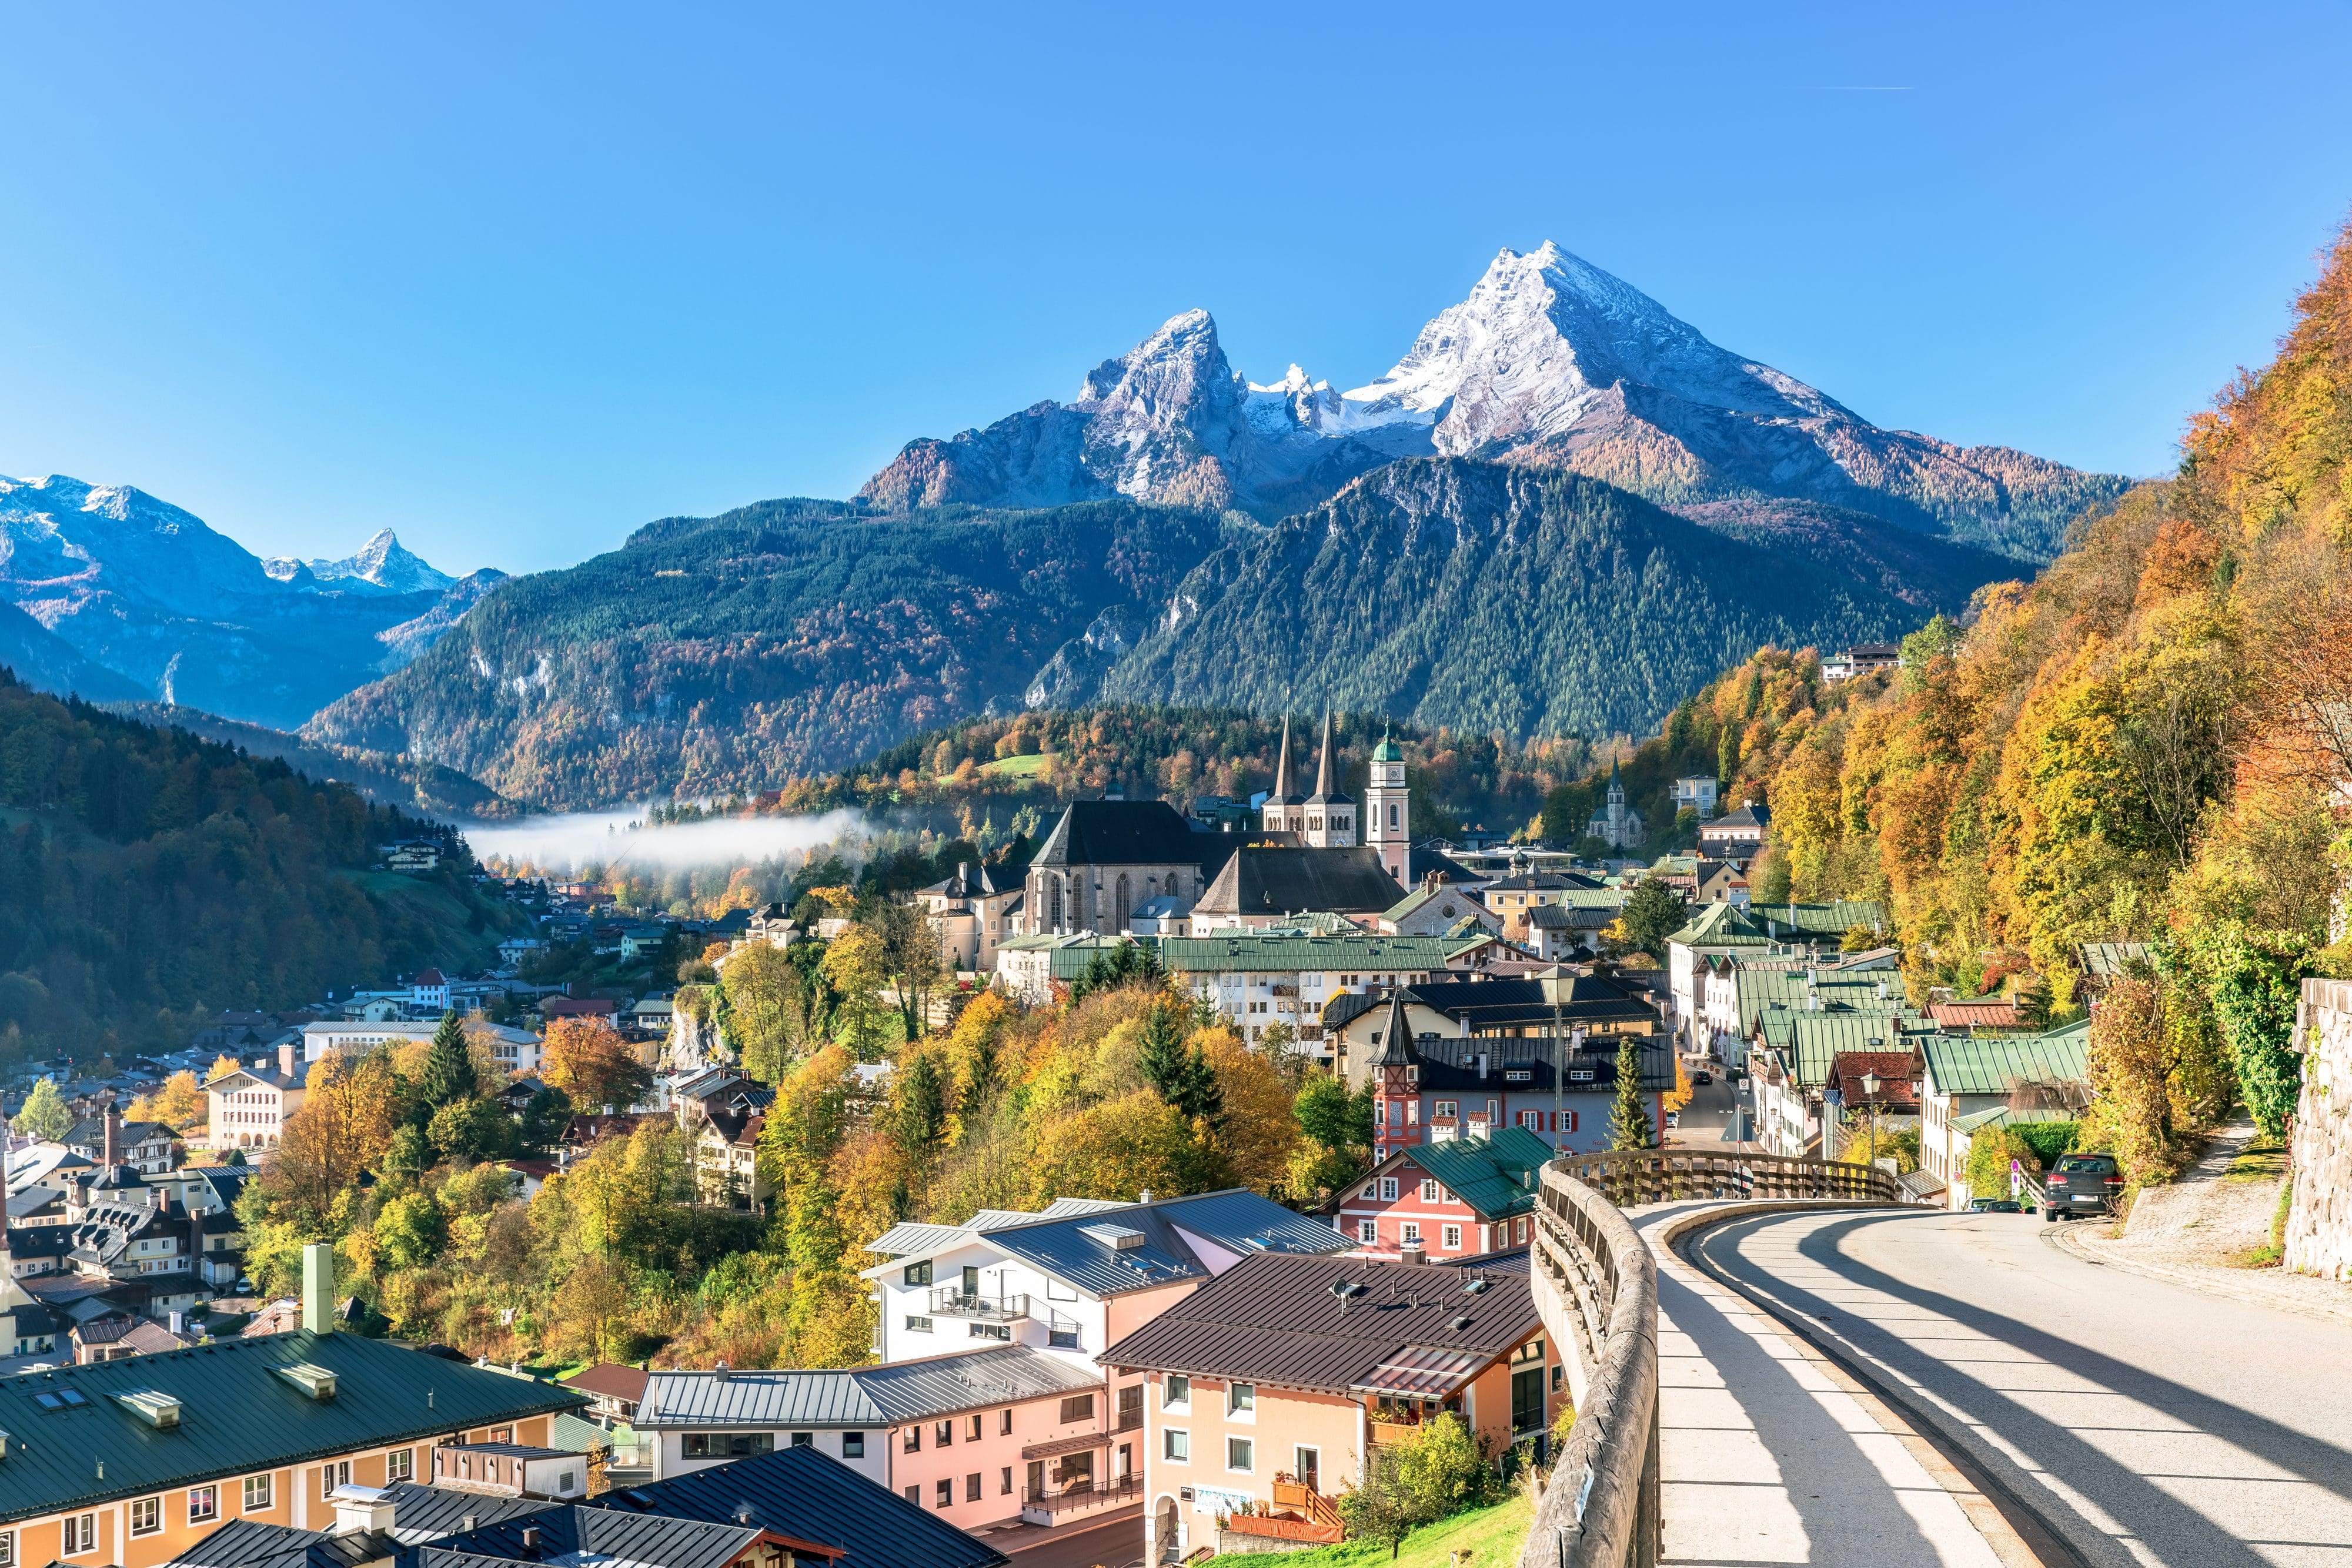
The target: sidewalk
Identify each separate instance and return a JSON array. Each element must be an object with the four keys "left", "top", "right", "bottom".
[{"left": 1635, "top": 1202, "right": 2028, "bottom": 1567}]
